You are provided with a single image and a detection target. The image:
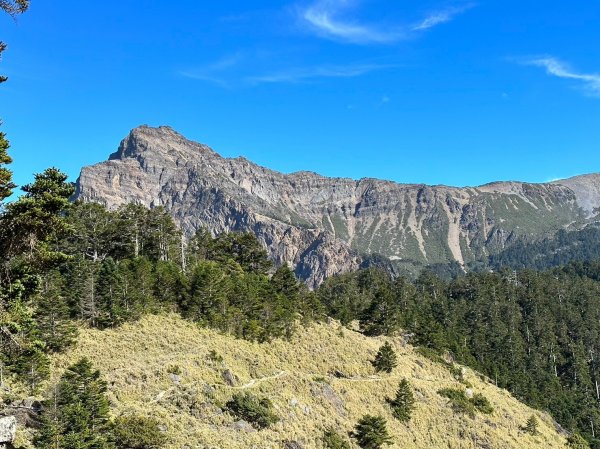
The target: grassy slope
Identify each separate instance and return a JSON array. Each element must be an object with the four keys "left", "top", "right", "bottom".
[{"left": 49, "top": 314, "right": 565, "bottom": 449}]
